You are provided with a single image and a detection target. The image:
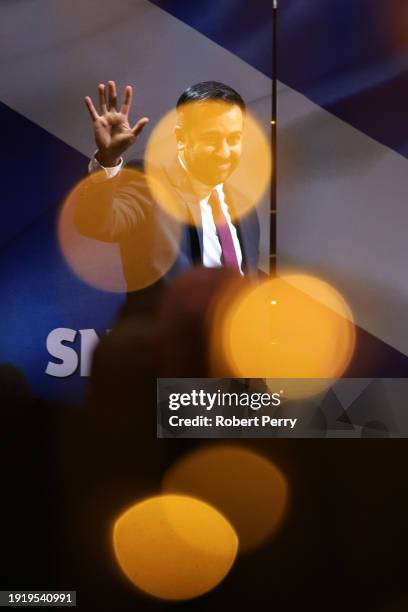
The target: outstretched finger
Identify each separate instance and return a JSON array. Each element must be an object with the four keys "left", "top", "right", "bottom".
[
  {"left": 108, "top": 80, "right": 118, "bottom": 111},
  {"left": 98, "top": 84, "right": 108, "bottom": 114},
  {"left": 84, "top": 96, "right": 99, "bottom": 121},
  {"left": 131, "top": 117, "right": 150, "bottom": 137},
  {"left": 120, "top": 85, "right": 133, "bottom": 116}
]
